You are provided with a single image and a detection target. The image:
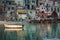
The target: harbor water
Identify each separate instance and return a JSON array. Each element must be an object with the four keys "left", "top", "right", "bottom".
[{"left": 0, "top": 23, "right": 60, "bottom": 40}]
